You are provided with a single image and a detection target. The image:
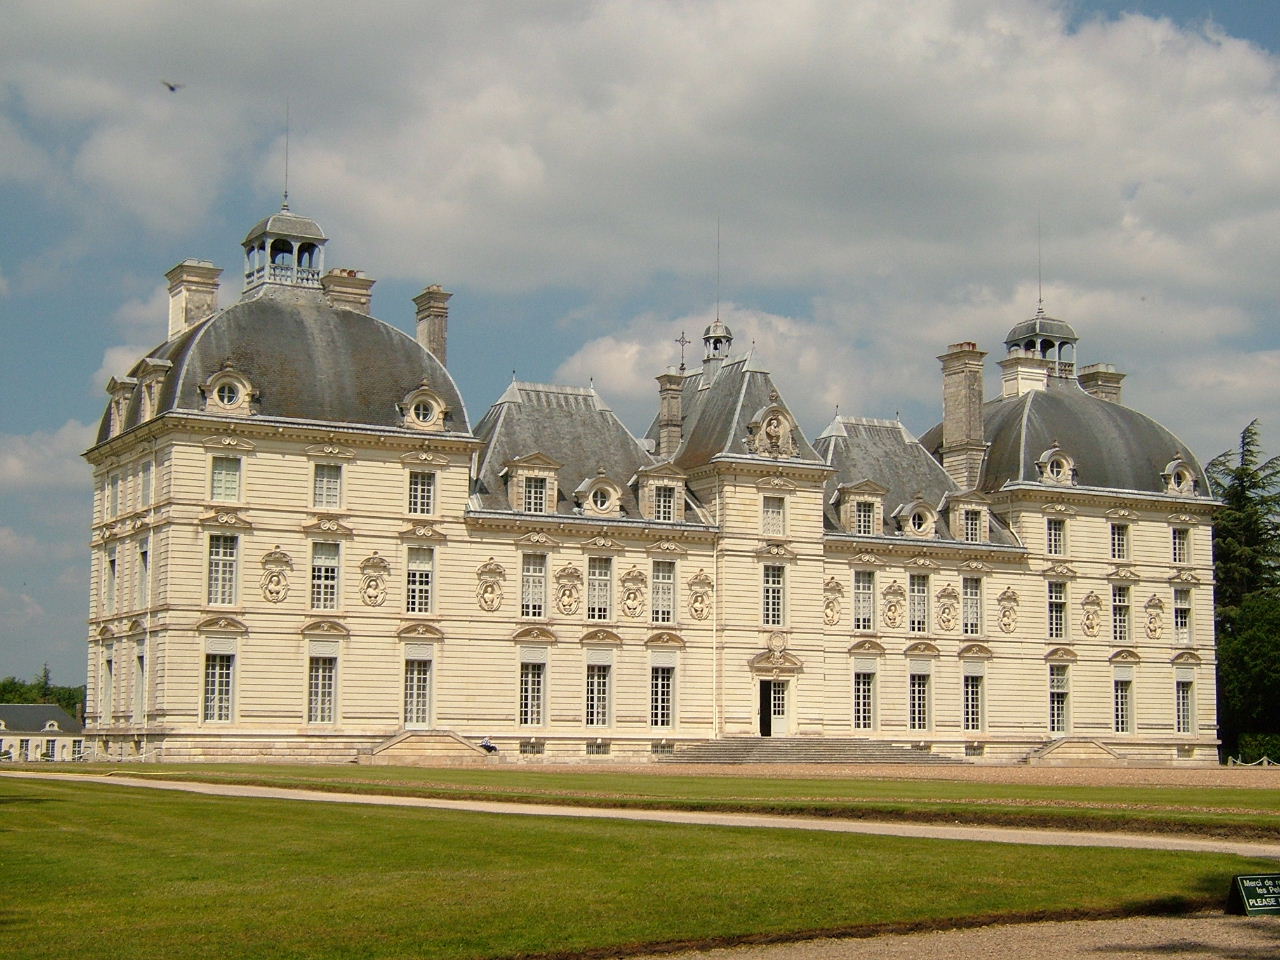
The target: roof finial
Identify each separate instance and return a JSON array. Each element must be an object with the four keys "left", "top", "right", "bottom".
[
  {"left": 675, "top": 330, "right": 691, "bottom": 372},
  {"left": 282, "top": 98, "right": 291, "bottom": 211},
  {"left": 1035, "top": 212, "right": 1044, "bottom": 317}
]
